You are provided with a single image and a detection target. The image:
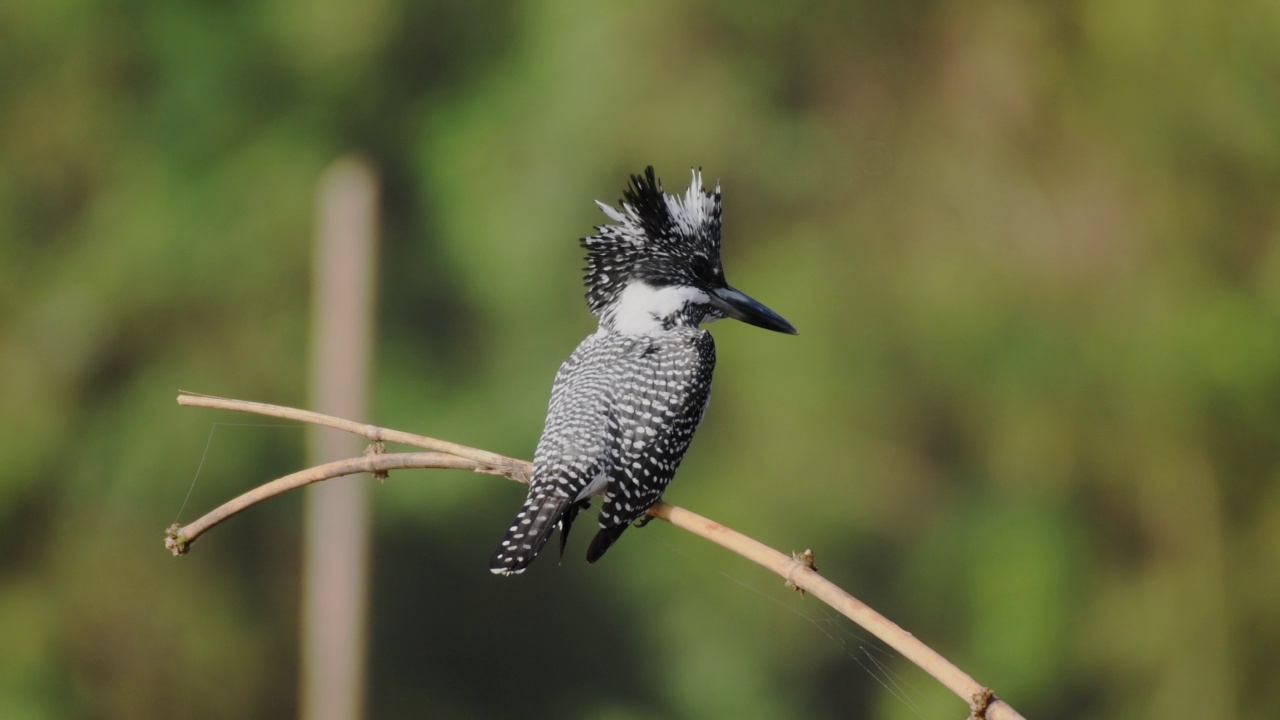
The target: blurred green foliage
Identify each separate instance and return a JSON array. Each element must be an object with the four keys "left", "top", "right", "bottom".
[{"left": 2, "top": 1, "right": 1278, "bottom": 718}]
